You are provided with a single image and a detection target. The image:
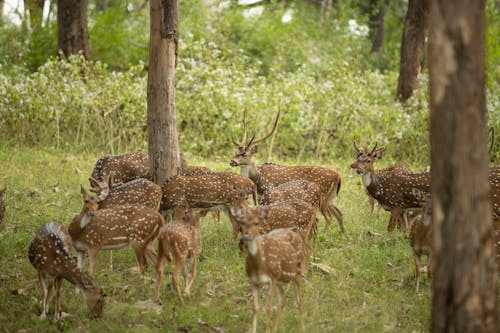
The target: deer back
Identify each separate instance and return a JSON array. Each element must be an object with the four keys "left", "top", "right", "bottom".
[
  {"left": 98, "top": 178, "right": 162, "bottom": 211},
  {"left": 259, "top": 179, "right": 321, "bottom": 208},
  {"left": 90, "top": 152, "right": 150, "bottom": 188}
]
